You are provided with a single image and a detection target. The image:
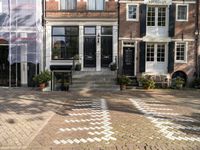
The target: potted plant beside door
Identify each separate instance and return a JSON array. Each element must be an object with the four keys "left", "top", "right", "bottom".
[
  {"left": 118, "top": 75, "right": 131, "bottom": 90},
  {"left": 33, "top": 70, "right": 51, "bottom": 91}
]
